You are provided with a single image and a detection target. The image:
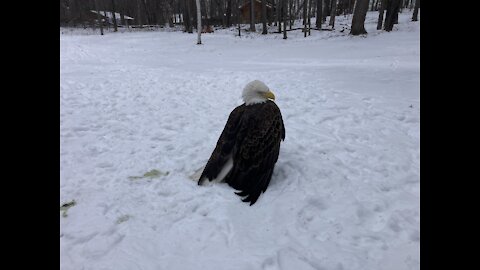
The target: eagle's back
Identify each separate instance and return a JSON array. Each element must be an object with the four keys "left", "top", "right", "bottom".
[{"left": 199, "top": 100, "right": 285, "bottom": 205}]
